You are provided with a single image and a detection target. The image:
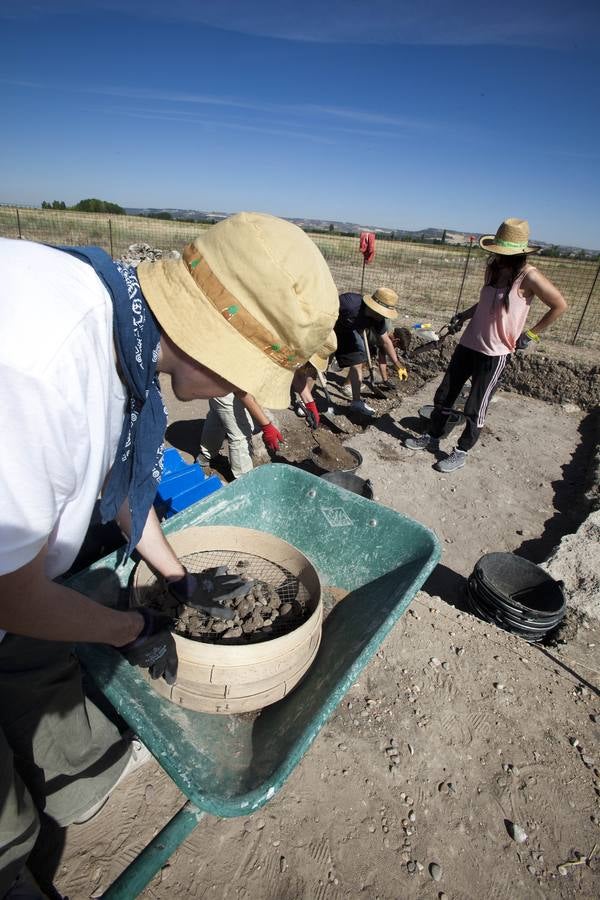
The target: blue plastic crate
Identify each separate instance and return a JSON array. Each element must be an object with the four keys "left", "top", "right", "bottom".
[
  {"left": 165, "top": 477, "right": 222, "bottom": 515},
  {"left": 162, "top": 447, "right": 189, "bottom": 478},
  {"left": 155, "top": 449, "right": 222, "bottom": 518}
]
